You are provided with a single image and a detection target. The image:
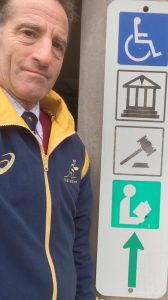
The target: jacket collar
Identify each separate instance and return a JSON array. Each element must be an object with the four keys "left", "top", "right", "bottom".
[{"left": 0, "top": 88, "right": 75, "bottom": 153}]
